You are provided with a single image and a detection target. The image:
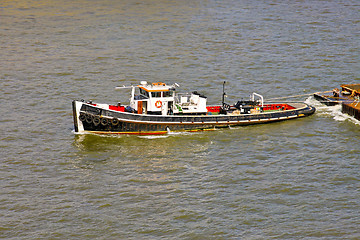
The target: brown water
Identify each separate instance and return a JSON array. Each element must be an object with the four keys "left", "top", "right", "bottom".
[{"left": 1, "top": 0, "right": 360, "bottom": 239}]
